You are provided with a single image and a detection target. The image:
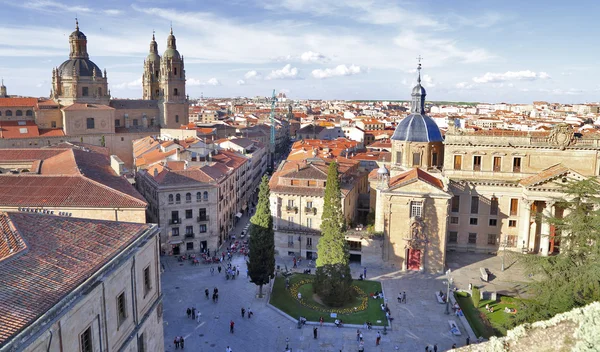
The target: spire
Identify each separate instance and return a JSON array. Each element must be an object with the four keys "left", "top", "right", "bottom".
[
  {"left": 75, "top": 17, "right": 79, "bottom": 31},
  {"left": 416, "top": 55, "right": 423, "bottom": 84},
  {"left": 152, "top": 30, "right": 155, "bottom": 41},
  {"left": 170, "top": 24, "right": 173, "bottom": 35},
  {"left": 410, "top": 55, "right": 426, "bottom": 114}
]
